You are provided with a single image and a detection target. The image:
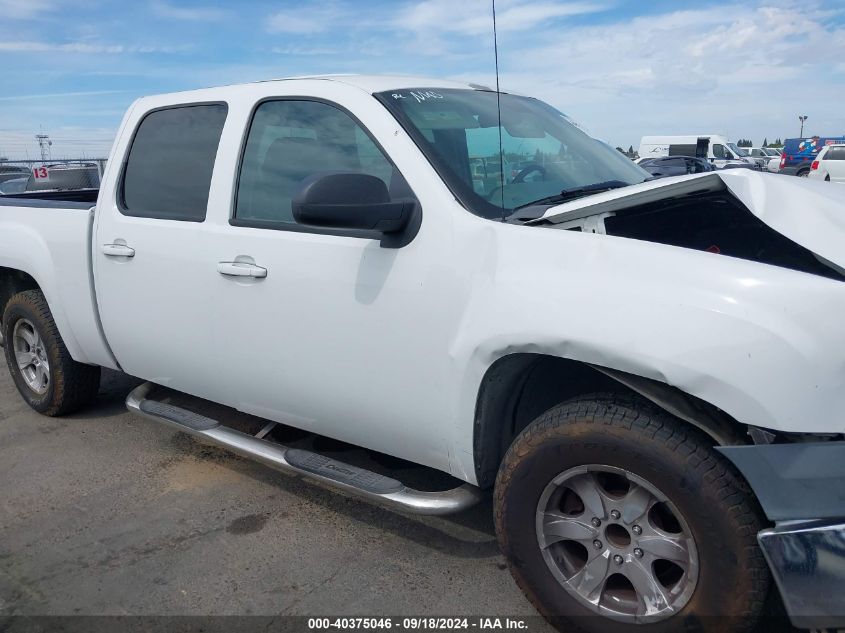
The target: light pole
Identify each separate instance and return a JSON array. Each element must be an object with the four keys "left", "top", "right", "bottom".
[{"left": 799, "top": 115, "right": 808, "bottom": 137}]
